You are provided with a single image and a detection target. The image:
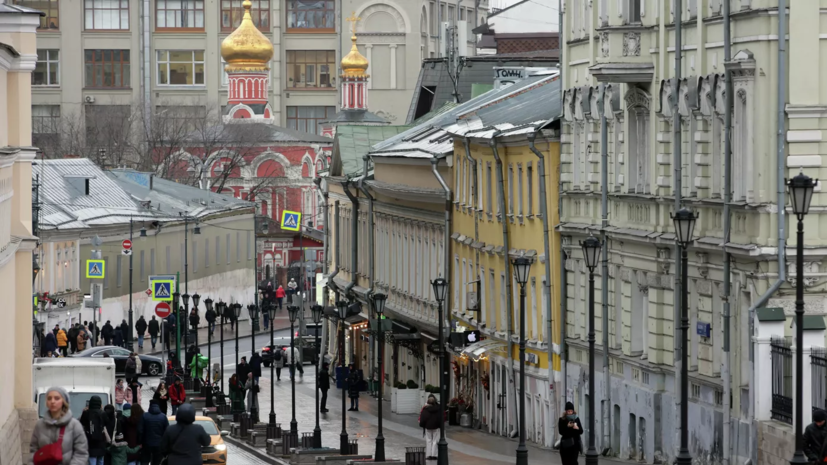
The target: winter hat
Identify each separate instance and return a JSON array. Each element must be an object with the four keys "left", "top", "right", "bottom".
[
  {"left": 122, "top": 403, "right": 131, "bottom": 418},
  {"left": 47, "top": 386, "right": 70, "bottom": 405},
  {"left": 815, "top": 409, "right": 827, "bottom": 423},
  {"left": 565, "top": 401, "right": 575, "bottom": 411}
]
